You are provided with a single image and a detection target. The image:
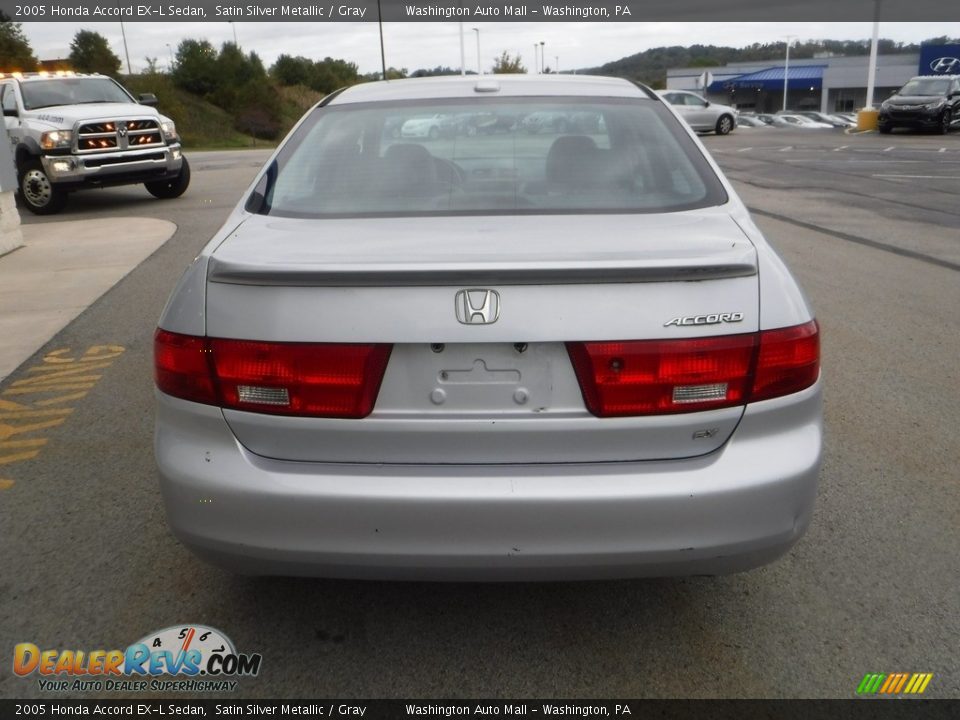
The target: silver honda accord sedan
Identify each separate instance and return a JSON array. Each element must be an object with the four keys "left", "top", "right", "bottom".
[{"left": 154, "top": 75, "right": 821, "bottom": 580}]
